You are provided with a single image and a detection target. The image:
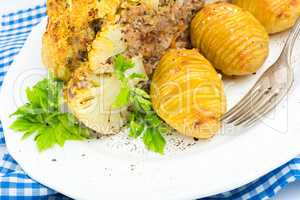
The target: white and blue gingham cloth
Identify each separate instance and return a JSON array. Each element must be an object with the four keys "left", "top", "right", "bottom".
[{"left": 0, "top": 3, "right": 300, "bottom": 200}]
